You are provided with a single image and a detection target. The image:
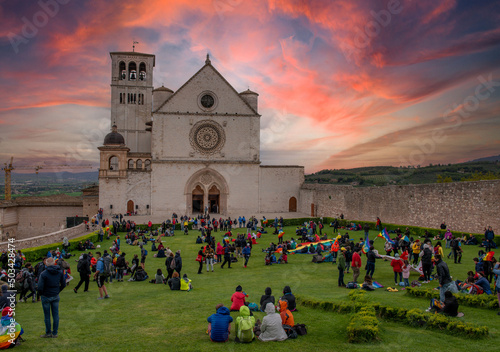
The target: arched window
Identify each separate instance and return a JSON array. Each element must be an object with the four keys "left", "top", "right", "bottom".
[
  {"left": 136, "top": 159, "right": 142, "bottom": 169},
  {"left": 145, "top": 159, "right": 151, "bottom": 170},
  {"left": 128, "top": 62, "right": 137, "bottom": 80},
  {"left": 119, "top": 61, "right": 126, "bottom": 80},
  {"left": 128, "top": 159, "right": 134, "bottom": 169},
  {"left": 139, "top": 62, "right": 146, "bottom": 80},
  {"left": 109, "top": 156, "right": 119, "bottom": 170}
]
